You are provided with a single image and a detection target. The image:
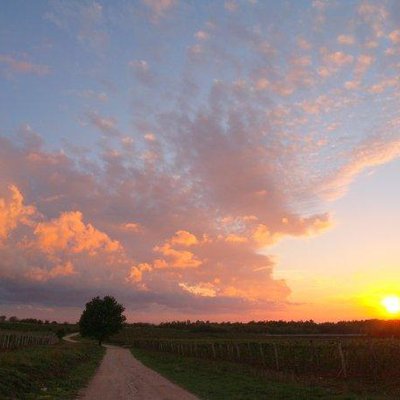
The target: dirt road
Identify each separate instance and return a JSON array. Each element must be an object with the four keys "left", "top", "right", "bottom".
[{"left": 64, "top": 334, "right": 198, "bottom": 400}]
